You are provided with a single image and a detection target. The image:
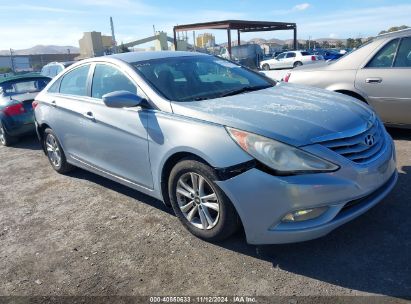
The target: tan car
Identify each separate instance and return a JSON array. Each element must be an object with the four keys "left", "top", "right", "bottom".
[{"left": 285, "top": 29, "right": 411, "bottom": 128}]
